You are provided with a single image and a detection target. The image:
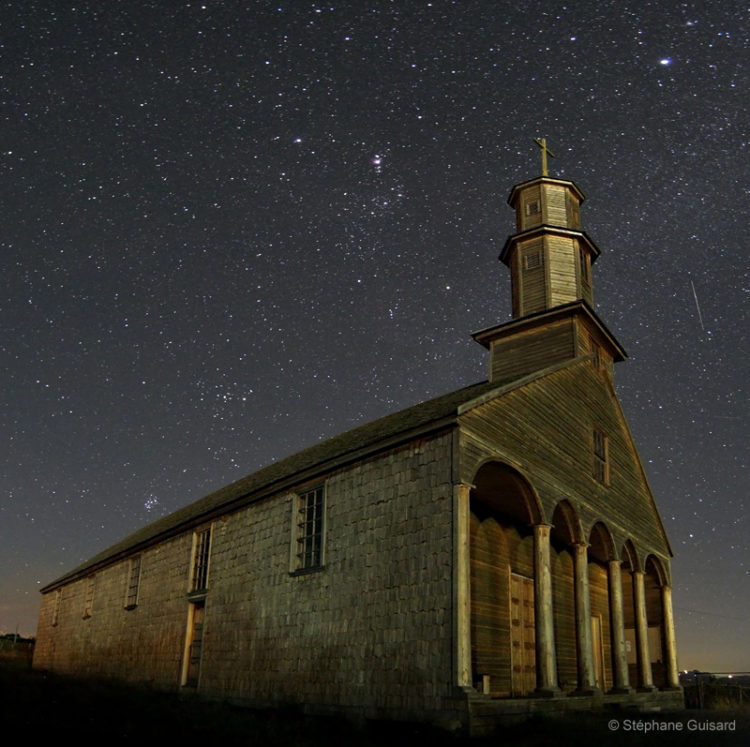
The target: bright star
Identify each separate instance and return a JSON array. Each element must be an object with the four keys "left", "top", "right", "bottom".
[{"left": 660, "top": 58, "right": 672, "bottom": 65}]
